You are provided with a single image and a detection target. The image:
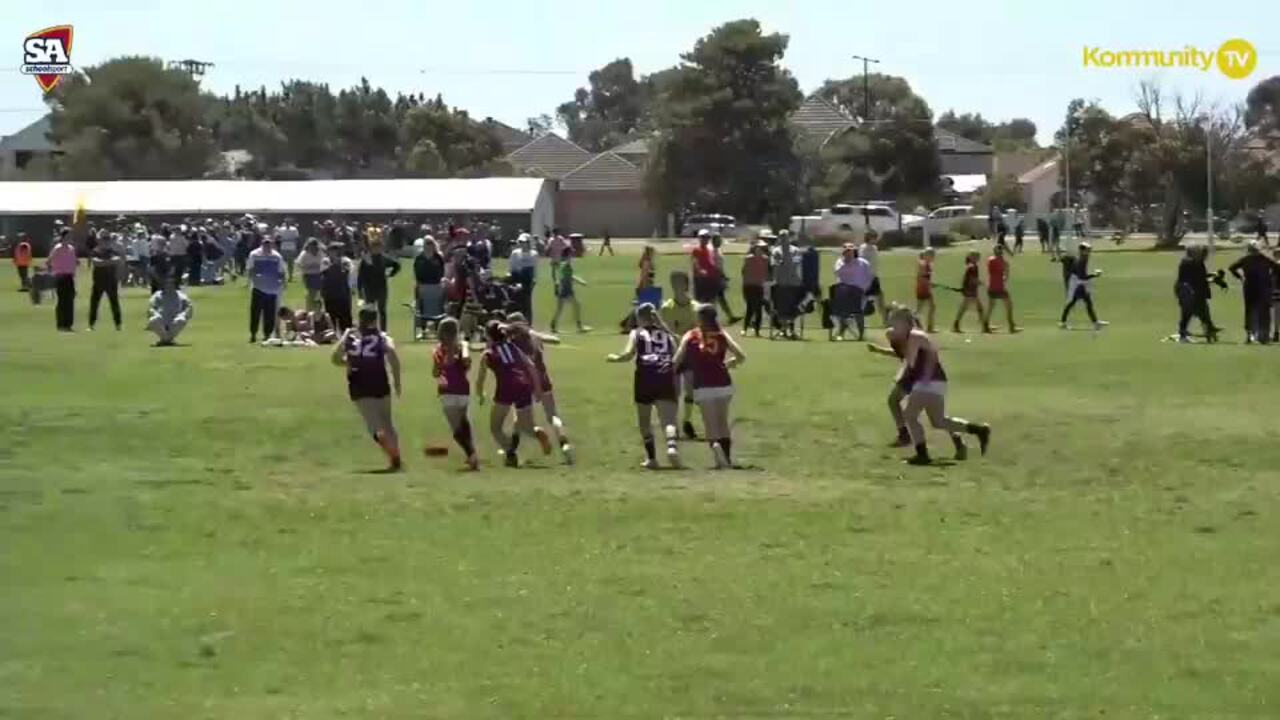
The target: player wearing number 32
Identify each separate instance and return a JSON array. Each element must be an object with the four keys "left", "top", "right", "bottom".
[
  {"left": 673, "top": 304, "right": 746, "bottom": 469},
  {"left": 332, "top": 307, "right": 403, "bottom": 472}
]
